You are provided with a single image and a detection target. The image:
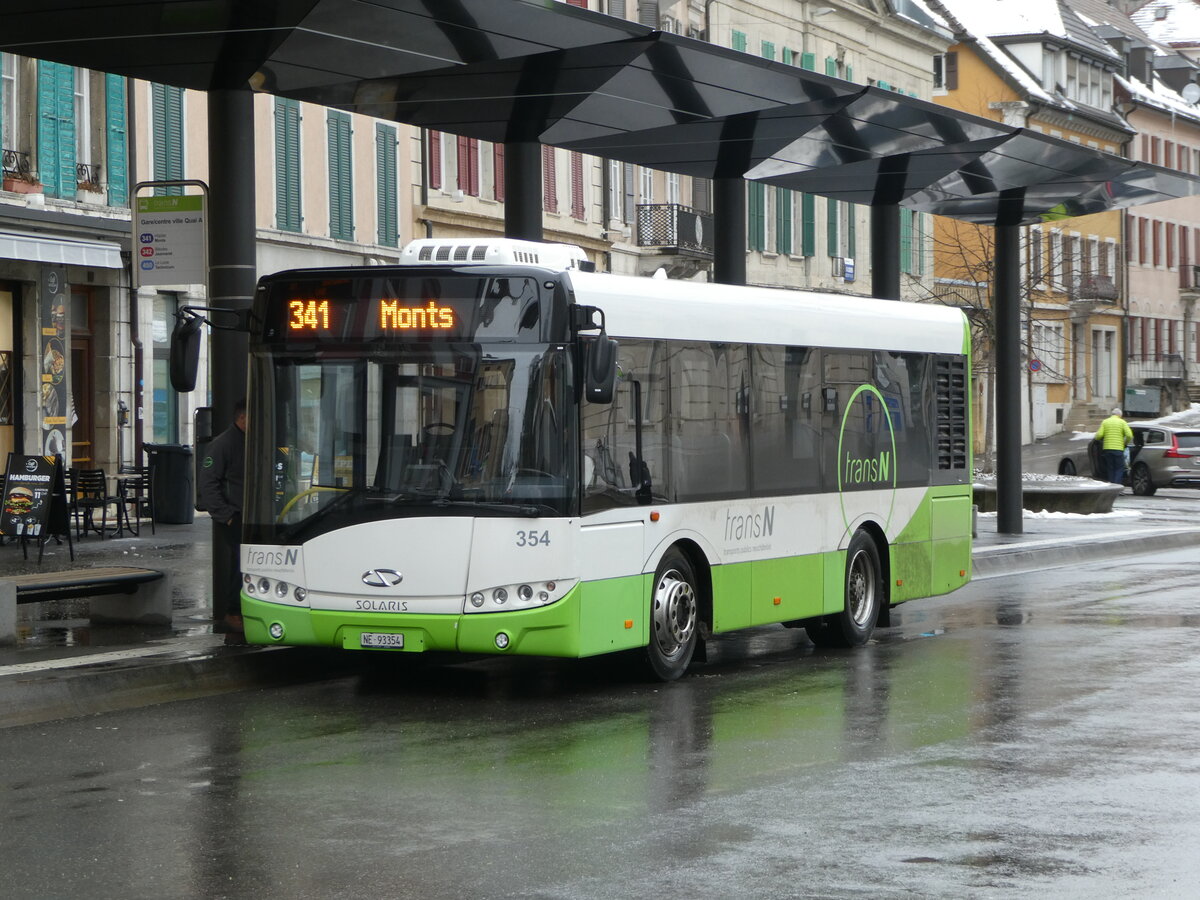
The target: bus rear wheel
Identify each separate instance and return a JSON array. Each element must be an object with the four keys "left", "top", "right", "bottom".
[
  {"left": 805, "top": 530, "right": 882, "bottom": 648},
  {"left": 645, "top": 548, "right": 699, "bottom": 681}
]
